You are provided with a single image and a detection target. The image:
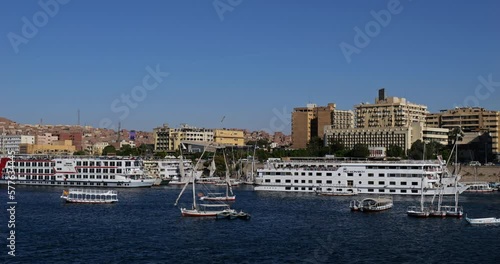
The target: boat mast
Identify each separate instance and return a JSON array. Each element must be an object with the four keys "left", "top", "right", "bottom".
[
  {"left": 174, "top": 148, "right": 206, "bottom": 207},
  {"left": 420, "top": 175, "right": 425, "bottom": 211},
  {"left": 222, "top": 148, "right": 233, "bottom": 197},
  {"left": 251, "top": 143, "right": 256, "bottom": 182},
  {"left": 454, "top": 132, "right": 459, "bottom": 212}
]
